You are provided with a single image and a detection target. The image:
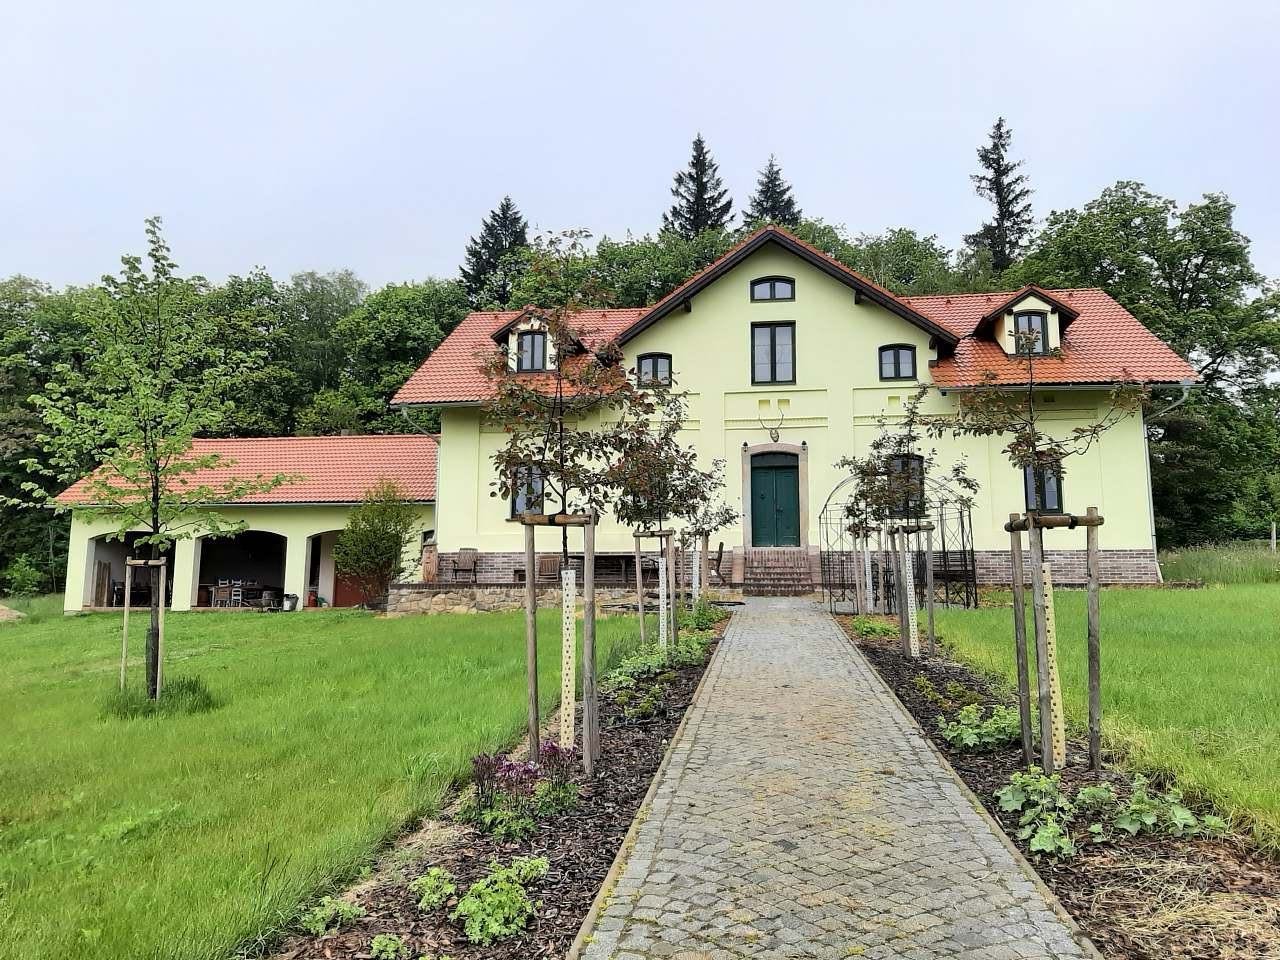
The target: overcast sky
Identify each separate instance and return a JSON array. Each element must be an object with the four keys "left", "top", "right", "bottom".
[{"left": 5, "top": 1, "right": 1278, "bottom": 291}]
